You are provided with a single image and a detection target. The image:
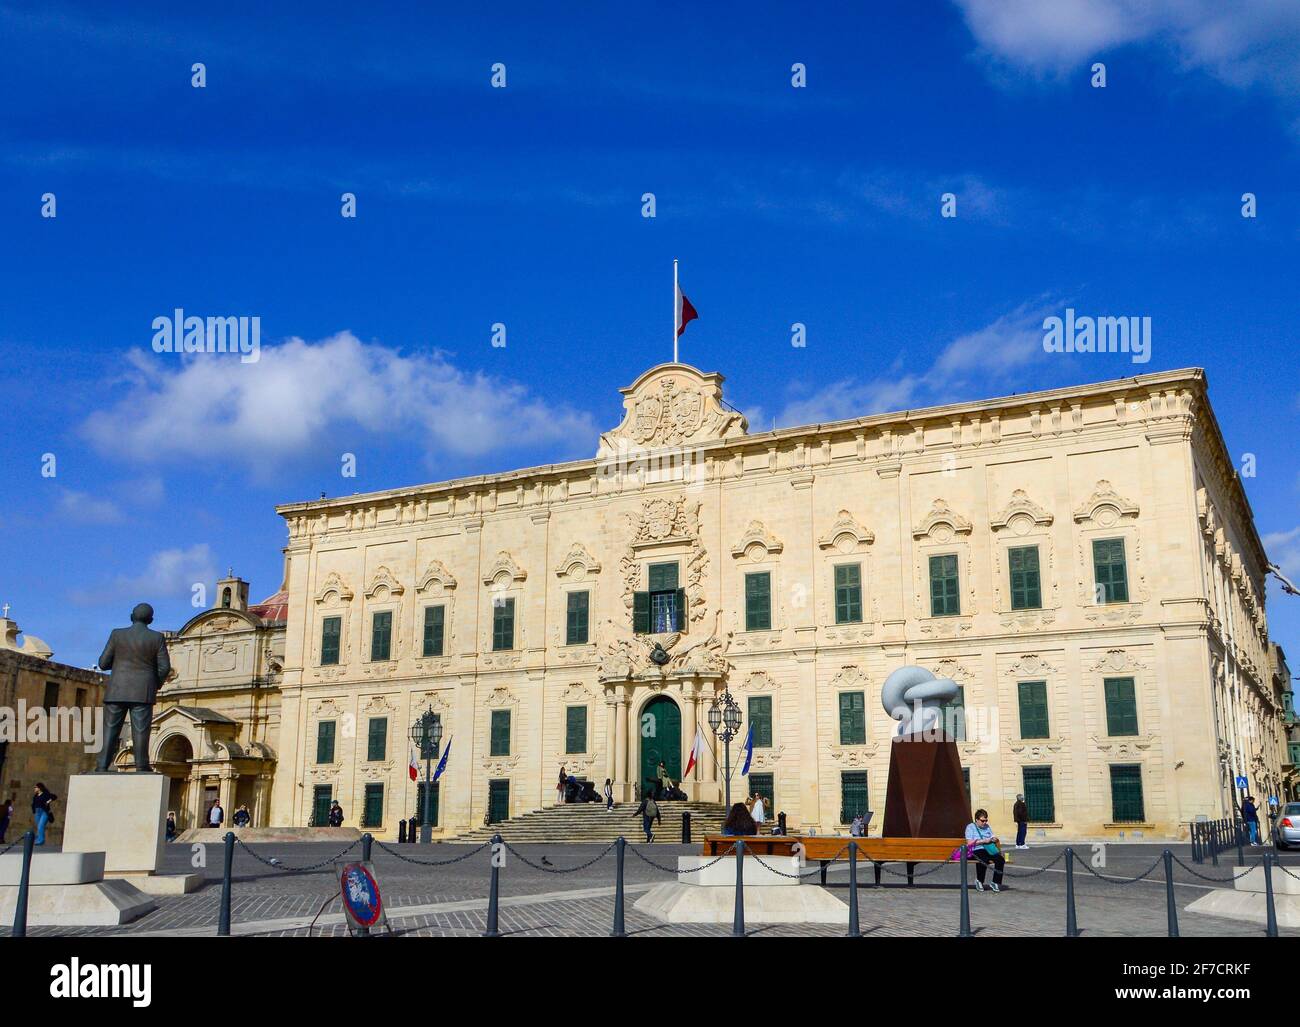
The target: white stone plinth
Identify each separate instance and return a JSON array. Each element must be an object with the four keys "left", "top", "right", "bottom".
[
  {"left": 0, "top": 880, "right": 157, "bottom": 927},
  {"left": 677, "top": 854, "right": 804, "bottom": 887},
  {"left": 63, "top": 773, "right": 167, "bottom": 874},
  {"left": 0, "top": 851, "right": 105, "bottom": 886},
  {"left": 635, "top": 881, "right": 849, "bottom": 924},
  {"left": 1233, "top": 864, "right": 1300, "bottom": 895}
]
